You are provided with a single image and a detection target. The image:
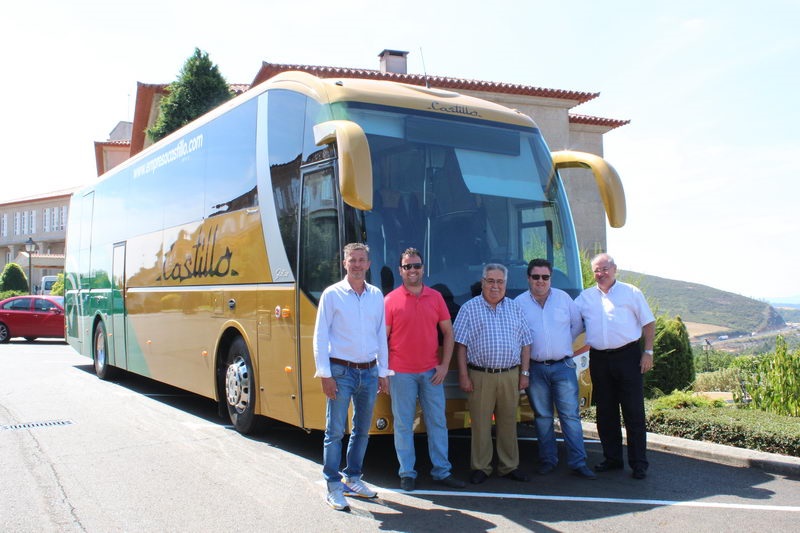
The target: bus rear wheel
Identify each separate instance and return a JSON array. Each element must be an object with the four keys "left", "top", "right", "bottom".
[
  {"left": 224, "top": 337, "right": 260, "bottom": 434},
  {"left": 93, "top": 321, "right": 117, "bottom": 380}
]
